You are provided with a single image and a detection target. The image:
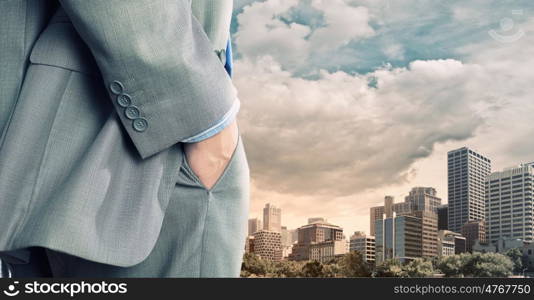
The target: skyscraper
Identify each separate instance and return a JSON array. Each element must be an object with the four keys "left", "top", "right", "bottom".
[
  {"left": 370, "top": 196, "right": 400, "bottom": 235},
  {"left": 375, "top": 213, "right": 422, "bottom": 263},
  {"left": 404, "top": 187, "right": 441, "bottom": 258},
  {"left": 281, "top": 226, "right": 294, "bottom": 258},
  {"left": 405, "top": 187, "right": 441, "bottom": 213},
  {"left": 370, "top": 206, "right": 385, "bottom": 236},
  {"left": 248, "top": 218, "right": 262, "bottom": 236},
  {"left": 263, "top": 203, "right": 282, "bottom": 233},
  {"left": 485, "top": 163, "right": 534, "bottom": 243},
  {"left": 447, "top": 147, "right": 491, "bottom": 233},
  {"left": 371, "top": 188, "right": 441, "bottom": 258}
]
